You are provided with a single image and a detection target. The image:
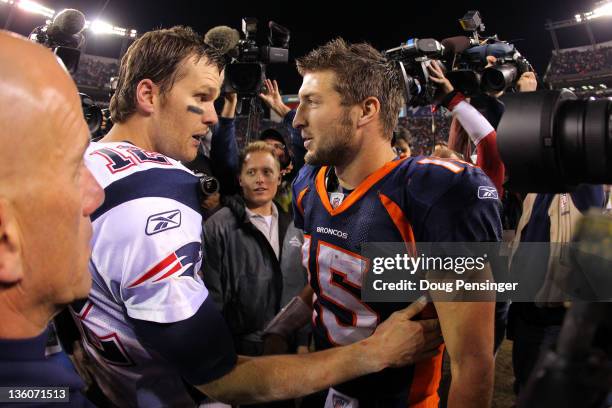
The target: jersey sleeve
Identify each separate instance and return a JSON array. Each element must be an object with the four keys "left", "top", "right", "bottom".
[
  {"left": 418, "top": 165, "right": 503, "bottom": 242},
  {"left": 129, "top": 296, "right": 237, "bottom": 386},
  {"left": 87, "top": 151, "right": 208, "bottom": 324}
]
